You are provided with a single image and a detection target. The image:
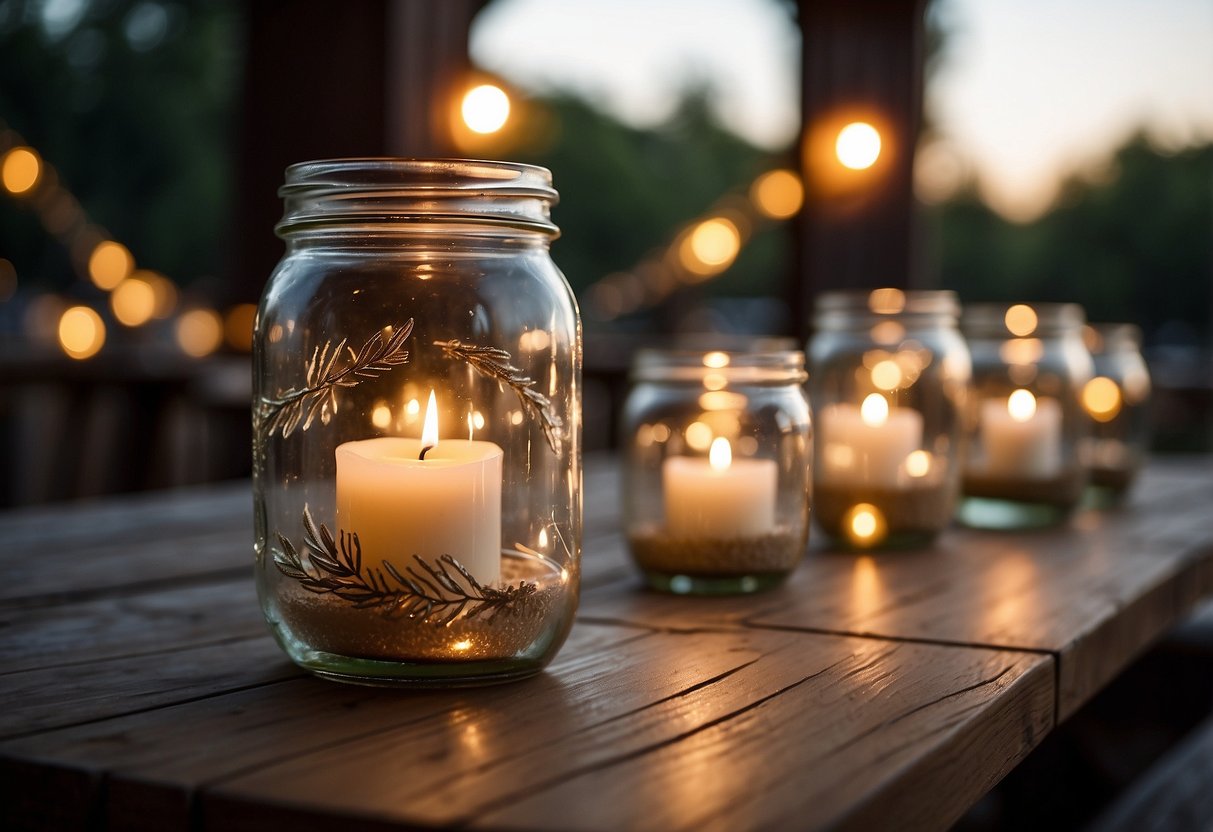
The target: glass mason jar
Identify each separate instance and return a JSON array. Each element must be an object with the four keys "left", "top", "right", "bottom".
[
  {"left": 621, "top": 347, "right": 812, "bottom": 595},
  {"left": 808, "top": 289, "right": 971, "bottom": 548},
  {"left": 959, "top": 303, "right": 1093, "bottom": 528},
  {"left": 252, "top": 159, "right": 581, "bottom": 686},
  {"left": 1081, "top": 323, "right": 1152, "bottom": 501}
]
